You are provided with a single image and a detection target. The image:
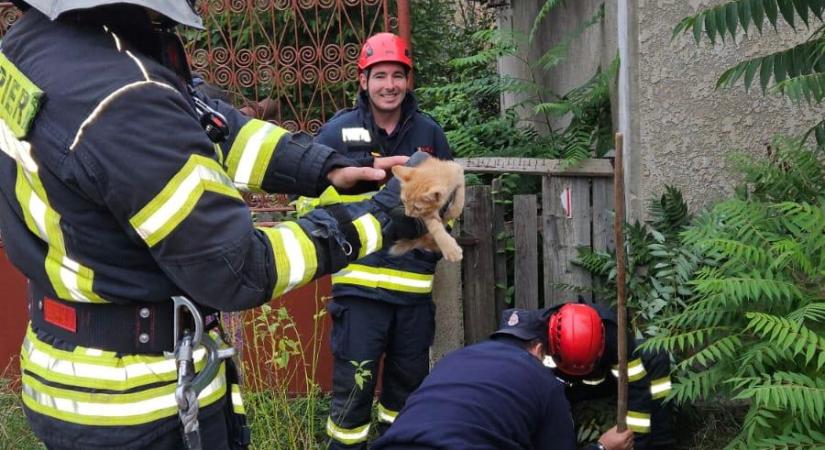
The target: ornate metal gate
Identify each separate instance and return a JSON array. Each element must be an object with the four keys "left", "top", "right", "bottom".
[
  {"left": 0, "top": 1, "right": 406, "bottom": 131},
  {"left": 0, "top": 0, "right": 409, "bottom": 224},
  {"left": 185, "top": 0, "right": 402, "bottom": 133}
]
